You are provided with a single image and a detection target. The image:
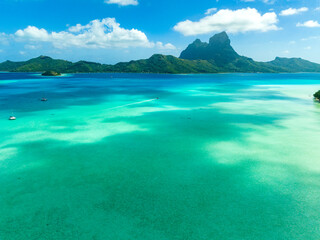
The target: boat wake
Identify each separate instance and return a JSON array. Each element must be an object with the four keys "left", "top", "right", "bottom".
[{"left": 106, "top": 98, "right": 158, "bottom": 111}]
